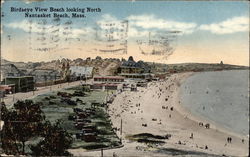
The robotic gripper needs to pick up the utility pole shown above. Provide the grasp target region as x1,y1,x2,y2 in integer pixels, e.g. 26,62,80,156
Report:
0,34,1,84
101,148,103,157
120,119,122,135
33,79,35,95
54,74,57,85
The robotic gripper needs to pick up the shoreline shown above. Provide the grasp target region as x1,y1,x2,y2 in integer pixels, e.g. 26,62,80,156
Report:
169,72,249,156
174,72,248,140
69,72,249,156
175,72,249,139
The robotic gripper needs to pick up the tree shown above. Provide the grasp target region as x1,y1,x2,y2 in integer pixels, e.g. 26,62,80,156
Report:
1,100,45,155
30,120,73,156
1,100,73,156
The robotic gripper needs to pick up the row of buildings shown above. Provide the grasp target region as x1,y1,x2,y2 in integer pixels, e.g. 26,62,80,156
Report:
0,56,156,94
89,56,153,90
0,63,95,93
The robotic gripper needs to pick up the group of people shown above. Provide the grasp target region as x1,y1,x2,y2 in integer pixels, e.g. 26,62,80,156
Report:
227,137,232,143
198,122,210,129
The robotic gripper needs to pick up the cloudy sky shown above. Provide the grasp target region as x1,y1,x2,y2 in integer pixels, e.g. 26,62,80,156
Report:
1,0,249,65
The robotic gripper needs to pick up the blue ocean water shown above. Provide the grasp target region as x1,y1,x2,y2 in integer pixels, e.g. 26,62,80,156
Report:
180,70,249,136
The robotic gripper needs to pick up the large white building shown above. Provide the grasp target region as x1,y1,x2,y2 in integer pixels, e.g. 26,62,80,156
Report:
70,66,94,79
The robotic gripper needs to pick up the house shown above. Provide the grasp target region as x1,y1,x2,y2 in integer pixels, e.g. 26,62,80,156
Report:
4,76,35,92
117,56,152,79
28,69,61,83
70,66,94,79
1,64,24,82
119,56,143,74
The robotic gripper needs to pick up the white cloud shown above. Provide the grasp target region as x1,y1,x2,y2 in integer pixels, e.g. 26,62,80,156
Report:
96,14,131,39
6,14,197,41
7,20,37,32
96,14,194,39
23,0,44,4
127,14,197,34
199,16,249,34
128,27,148,38
6,20,93,38
97,14,120,26
98,14,118,23
70,27,94,38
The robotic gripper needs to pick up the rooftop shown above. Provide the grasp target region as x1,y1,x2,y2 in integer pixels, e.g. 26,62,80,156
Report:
70,66,93,76
94,76,125,79
5,76,34,79
120,56,151,72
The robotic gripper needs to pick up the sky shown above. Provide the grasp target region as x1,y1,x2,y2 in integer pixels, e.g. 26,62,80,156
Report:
1,0,249,66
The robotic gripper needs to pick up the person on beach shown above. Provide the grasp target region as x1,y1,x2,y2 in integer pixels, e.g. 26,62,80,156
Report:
227,137,232,143
205,145,208,149
170,107,173,111
113,152,117,157
199,122,203,126
190,133,193,139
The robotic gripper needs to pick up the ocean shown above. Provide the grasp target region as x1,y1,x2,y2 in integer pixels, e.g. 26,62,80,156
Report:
180,70,249,136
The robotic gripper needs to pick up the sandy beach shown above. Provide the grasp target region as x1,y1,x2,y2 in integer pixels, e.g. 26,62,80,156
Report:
69,72,249,157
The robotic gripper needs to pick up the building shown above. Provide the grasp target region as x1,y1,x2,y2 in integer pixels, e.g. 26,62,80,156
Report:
91,76,124,90
5,76,35,92
70,66,94,79
93,67,99,75
93,76,124,83
119,56,144,74
1,64,24,82
90,83,119,90
119,73,152,79
0,84,15,94
61,61,71,81
28,69,61,83
118,56,152,79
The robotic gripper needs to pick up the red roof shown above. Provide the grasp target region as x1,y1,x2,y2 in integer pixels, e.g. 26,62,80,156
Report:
94,76,124,79
92,83,118,87
0,85,12,90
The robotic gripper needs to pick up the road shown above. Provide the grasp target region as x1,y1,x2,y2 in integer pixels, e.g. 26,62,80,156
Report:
2,80,86,109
